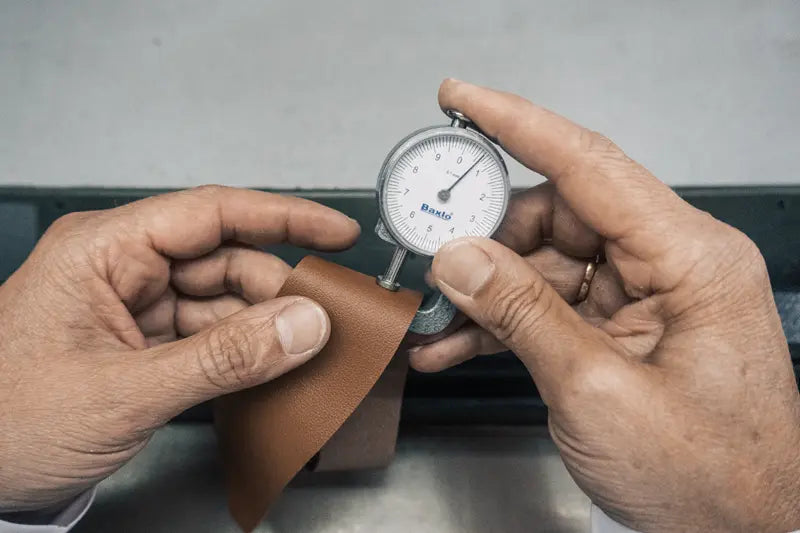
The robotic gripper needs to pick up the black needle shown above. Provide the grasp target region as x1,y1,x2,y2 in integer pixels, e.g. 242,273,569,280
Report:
438,154,485,202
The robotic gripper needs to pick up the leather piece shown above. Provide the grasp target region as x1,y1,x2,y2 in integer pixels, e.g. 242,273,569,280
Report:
310,354,409,472
214,256,422,532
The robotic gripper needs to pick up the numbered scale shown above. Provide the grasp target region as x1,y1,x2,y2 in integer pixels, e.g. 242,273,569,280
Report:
375,110,510,335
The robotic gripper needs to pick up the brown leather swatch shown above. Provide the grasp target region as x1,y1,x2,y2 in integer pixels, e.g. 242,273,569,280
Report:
214,256,422,532
310,354,409,472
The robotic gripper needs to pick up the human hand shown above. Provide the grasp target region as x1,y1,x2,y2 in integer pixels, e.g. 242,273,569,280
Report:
0,186,360,512
413,80,800,532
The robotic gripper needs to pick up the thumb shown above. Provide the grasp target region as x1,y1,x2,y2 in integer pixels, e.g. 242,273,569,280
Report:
118,296,330,423
431,237,618,404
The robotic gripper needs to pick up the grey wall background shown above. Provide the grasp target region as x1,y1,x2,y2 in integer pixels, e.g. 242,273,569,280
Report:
1,0,799,190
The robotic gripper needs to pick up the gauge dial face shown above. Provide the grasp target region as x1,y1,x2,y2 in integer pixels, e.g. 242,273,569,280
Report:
380,130,509,256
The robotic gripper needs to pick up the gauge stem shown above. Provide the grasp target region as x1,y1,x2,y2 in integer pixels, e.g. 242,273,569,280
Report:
377,246,408,291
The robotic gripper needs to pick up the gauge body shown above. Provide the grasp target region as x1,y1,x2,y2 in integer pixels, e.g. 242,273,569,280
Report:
376,126,510,257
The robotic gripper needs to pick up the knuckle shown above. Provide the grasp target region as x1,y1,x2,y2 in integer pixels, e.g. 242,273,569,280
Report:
731,230,765,266
654,212,768,297
559,129,630,183
695,216,768,282
199,323,260,389
46,211,89,235
35,212,100,267
485,278,552,345
578,129,617,156
728,229,769,285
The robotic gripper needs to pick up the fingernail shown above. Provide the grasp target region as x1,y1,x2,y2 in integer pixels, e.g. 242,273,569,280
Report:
276,300,327,356
408,346,422,355
435,240,495,296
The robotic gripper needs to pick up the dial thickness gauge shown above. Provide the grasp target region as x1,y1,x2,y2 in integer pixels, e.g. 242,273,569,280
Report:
377,112,510,257
375,110,510,335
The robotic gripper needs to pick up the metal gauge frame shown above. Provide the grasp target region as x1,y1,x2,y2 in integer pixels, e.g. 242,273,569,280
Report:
375,124,510,257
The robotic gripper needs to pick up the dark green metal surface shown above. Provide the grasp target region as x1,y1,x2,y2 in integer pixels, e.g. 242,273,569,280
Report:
1,186,799,289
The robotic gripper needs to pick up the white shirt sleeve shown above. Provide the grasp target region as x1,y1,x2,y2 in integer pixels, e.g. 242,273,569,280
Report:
0,488,95,533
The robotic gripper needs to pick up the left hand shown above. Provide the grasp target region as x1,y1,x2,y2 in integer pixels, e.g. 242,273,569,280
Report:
0,185,360,511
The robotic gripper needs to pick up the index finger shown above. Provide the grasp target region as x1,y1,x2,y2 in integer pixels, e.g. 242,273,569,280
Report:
112,185,361,259
438,79,695,255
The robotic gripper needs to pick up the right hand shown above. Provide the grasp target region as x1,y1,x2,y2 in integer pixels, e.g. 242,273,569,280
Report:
413,79,800,532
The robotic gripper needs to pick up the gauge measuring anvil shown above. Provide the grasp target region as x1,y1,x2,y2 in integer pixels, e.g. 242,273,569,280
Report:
374,109,511,336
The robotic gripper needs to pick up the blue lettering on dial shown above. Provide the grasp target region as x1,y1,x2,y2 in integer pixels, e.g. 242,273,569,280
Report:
420,203,453,220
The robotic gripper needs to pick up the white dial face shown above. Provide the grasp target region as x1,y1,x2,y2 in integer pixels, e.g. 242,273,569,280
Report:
382,132,508,256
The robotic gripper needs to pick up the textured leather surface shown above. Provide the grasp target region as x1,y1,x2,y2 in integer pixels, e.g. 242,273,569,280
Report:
214,256,422,532
310,354,409,472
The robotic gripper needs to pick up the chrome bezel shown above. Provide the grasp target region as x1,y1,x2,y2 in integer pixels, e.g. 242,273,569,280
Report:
375,125,510,257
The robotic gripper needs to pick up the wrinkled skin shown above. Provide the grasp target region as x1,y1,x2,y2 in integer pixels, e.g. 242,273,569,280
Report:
412,80,800,532
0,185,360,511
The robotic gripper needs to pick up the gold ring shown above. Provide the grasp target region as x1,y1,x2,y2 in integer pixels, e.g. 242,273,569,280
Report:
575,256,600,303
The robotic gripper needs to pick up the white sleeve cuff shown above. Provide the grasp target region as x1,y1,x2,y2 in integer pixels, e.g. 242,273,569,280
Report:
591,504,641,533
0,487,96,532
